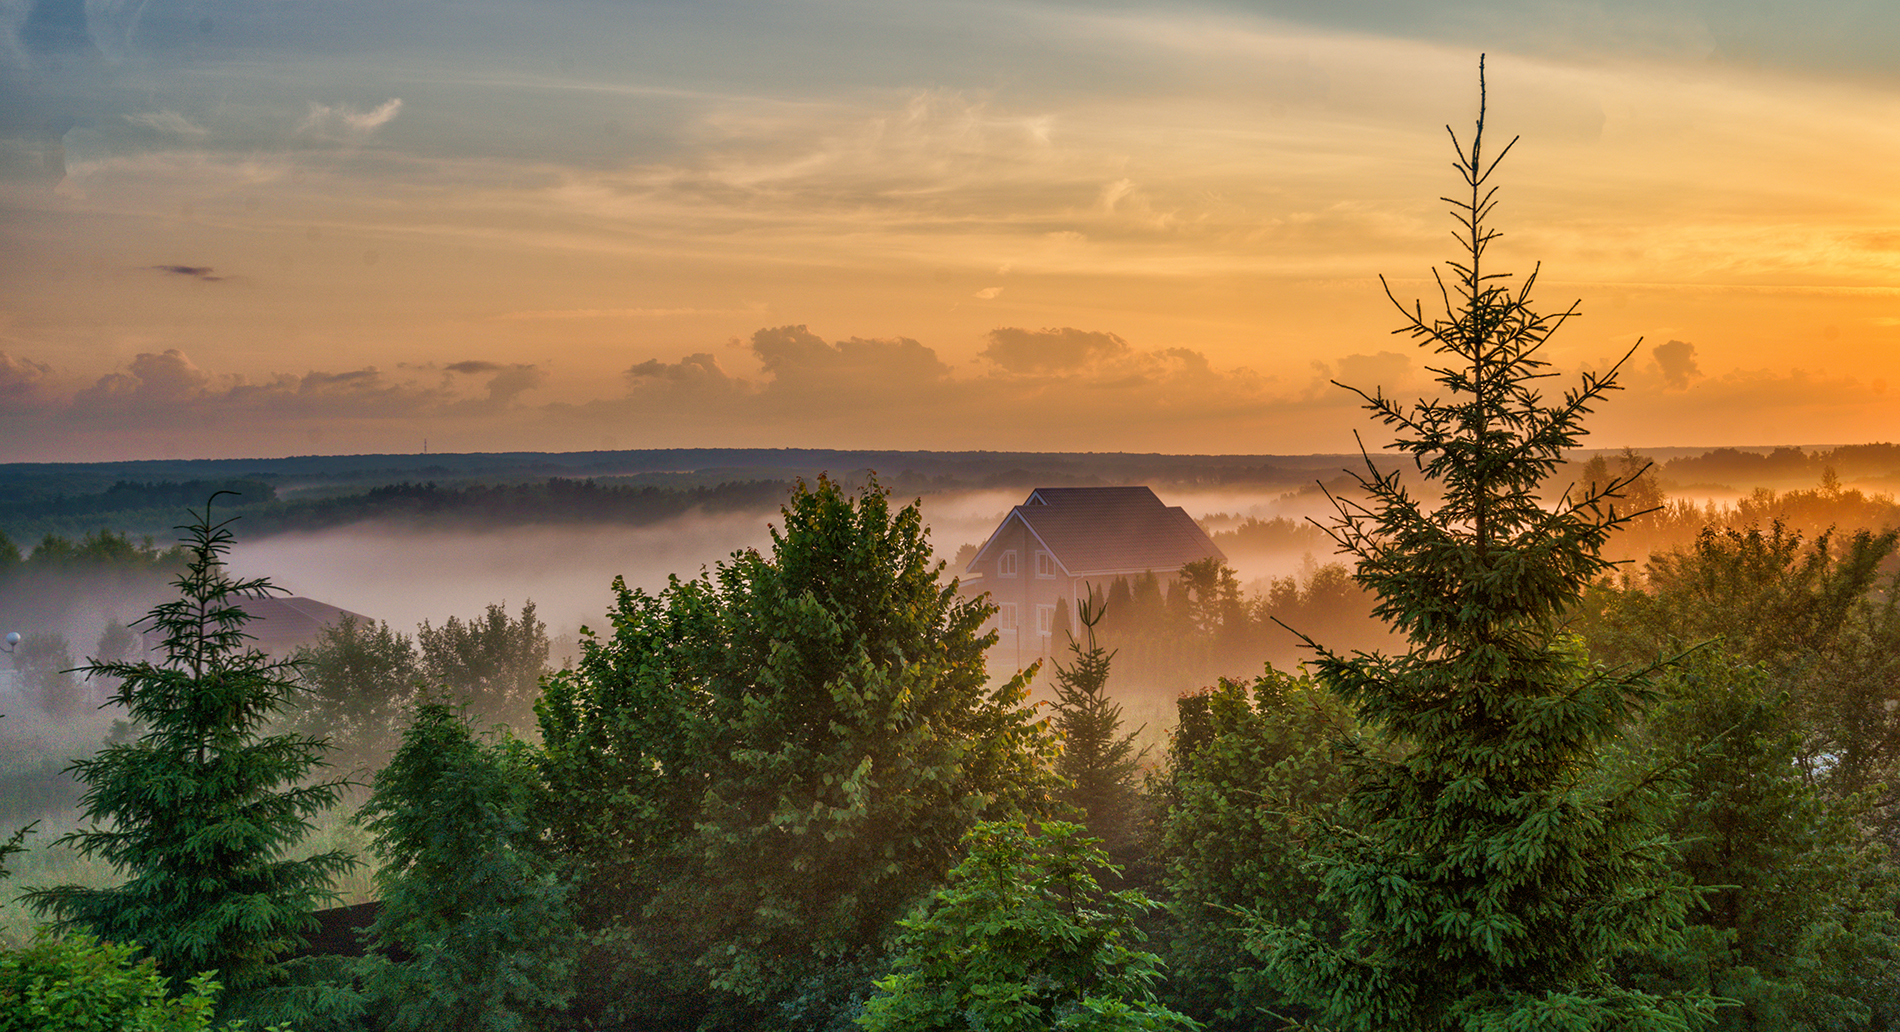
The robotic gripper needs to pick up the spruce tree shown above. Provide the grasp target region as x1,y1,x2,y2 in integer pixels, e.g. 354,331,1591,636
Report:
1251,62,1712,1031
1050,591,1144,857
25,497,356,1017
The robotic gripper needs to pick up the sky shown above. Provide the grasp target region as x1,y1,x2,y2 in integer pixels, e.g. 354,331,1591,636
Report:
2,0,1898,463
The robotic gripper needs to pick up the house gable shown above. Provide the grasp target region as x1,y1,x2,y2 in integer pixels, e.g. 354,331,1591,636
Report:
969,486,1223,578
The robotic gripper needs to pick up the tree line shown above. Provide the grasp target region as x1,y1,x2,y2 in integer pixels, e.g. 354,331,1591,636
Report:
0,477,796,542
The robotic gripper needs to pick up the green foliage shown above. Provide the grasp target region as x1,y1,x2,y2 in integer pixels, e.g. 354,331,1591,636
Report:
7,530,187,577
0,933,270,1032
13,633,82,718
22,498,357,1019
1586,523,1896,673
1580,523,1900,799
1618,650,1900,1031
1090,560,1395,694
357,699,575,1032
858,820,1198,1032
289,615,422,777
1150,668,1360,1029
416,600,548,729
1051,593,1145,857
1249,68,1711,1031
0,825,31,884
1177,559,1244,643
538,475,1057,1029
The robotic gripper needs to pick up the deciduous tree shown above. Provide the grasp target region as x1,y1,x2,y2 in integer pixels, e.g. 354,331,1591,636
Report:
1618,650,1900,1031
538,476,1057,1029
1152,668,1359,1029
289,615,422,778
358,698,575,1032
417,600,548,729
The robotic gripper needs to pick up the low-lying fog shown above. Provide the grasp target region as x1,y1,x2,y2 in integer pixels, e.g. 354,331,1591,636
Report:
220,486,1340,652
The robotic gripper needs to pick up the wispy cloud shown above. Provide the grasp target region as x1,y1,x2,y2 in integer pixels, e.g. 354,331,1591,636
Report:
299,99,404,139
125,110,209,138
493,306,758,321
150,265,224,282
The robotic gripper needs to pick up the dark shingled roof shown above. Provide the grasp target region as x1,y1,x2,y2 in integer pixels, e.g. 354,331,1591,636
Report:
971,486,1225,577
239,595,373,652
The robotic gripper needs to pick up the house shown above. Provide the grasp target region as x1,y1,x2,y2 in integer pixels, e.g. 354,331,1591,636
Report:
239,595,374,654
960,486,1225,667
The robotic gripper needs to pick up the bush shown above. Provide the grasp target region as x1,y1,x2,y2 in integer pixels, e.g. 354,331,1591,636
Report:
859,820,1197,1032
0,933,266,1032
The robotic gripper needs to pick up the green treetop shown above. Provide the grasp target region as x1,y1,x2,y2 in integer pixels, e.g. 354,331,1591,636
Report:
1251,62,1712,1032
536,475,1057,1030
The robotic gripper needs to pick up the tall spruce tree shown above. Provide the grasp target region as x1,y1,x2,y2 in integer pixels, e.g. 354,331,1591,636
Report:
24,497,355,1019
1250,62,1712,1031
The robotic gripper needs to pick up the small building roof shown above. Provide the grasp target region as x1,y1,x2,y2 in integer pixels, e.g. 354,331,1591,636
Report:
238,595,374,652
969,486,1225,578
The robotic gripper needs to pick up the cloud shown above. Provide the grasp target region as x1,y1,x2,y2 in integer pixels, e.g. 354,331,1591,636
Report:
125,111,208,138
749,325,952,397
299,99,404,140
446,360,504,374
151,265,223,282
74,349,216,408
1652,339,1702,390
539,323,1377,452
474,364,546,407
0,352,53,400
495,307,750,321
56,349,506,430
980,327,1131,373
627,352,735,387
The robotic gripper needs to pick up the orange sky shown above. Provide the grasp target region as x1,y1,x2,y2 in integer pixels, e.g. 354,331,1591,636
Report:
3,1,1898,461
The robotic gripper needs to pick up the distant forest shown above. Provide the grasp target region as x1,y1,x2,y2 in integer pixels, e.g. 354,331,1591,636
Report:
3,442,1898,544
0,447,1389,541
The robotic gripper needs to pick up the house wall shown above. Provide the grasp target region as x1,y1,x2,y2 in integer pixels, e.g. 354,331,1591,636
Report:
969,519,1079,672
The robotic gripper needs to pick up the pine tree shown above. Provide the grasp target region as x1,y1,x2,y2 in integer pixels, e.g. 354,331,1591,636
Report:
1251,61,1712,1031
1050,591,1144,857
24,496,356,1017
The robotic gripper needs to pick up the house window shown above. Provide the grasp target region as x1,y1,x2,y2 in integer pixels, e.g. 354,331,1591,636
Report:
998,603,1019,632
1035,605,1056,636
998,550,1019,577
1035,551,1057,578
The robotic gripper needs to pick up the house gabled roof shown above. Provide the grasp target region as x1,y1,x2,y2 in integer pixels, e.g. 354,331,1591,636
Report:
969,486,1225,578
238,595,374,652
